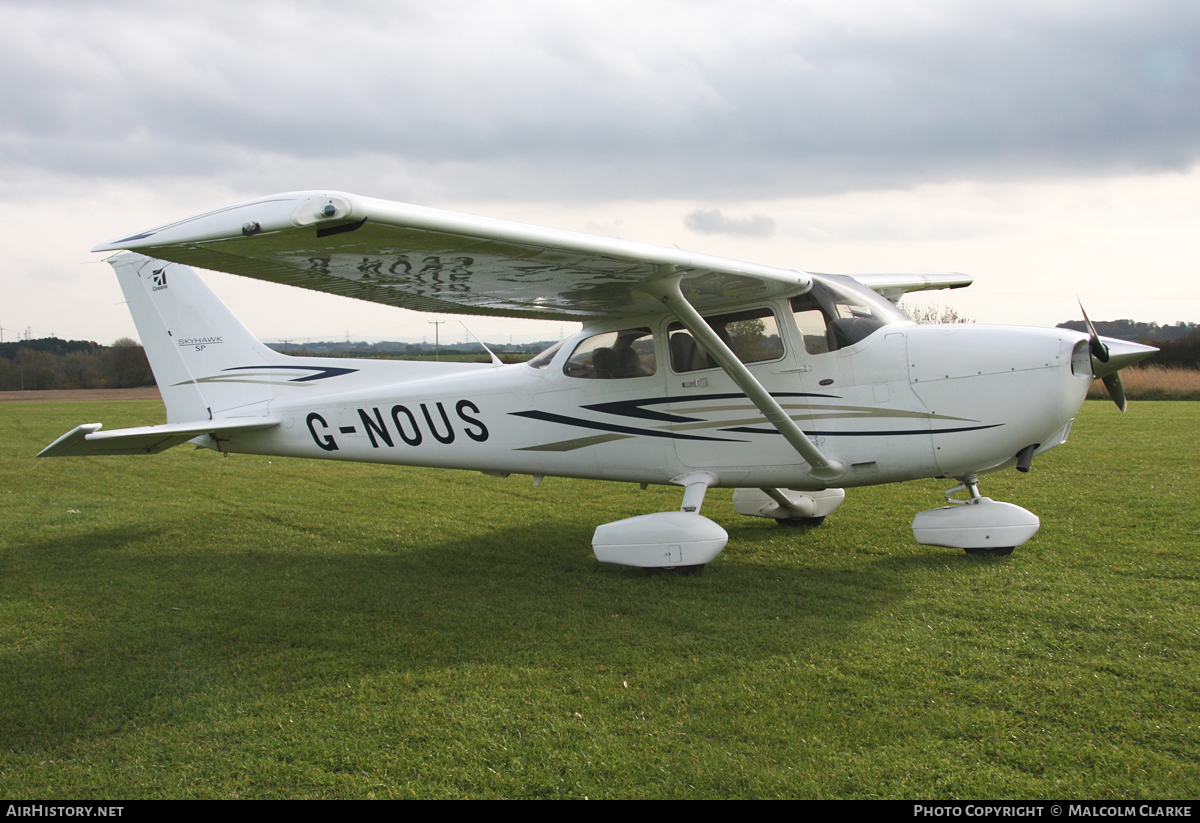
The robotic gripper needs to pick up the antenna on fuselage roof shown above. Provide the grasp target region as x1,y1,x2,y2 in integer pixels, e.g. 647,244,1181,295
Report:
459,322,503,367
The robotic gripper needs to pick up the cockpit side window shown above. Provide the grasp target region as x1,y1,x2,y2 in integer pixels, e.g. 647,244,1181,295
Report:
791,297,832,355
668,308,784,373
563,328,656,379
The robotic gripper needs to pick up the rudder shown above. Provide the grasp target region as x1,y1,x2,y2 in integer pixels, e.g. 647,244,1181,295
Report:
110,253,289,422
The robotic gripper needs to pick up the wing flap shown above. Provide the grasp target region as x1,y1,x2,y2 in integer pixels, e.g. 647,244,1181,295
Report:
38,418,280,457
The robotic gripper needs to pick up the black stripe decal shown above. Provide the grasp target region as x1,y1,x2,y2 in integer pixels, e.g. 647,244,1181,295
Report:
581,391,841,423
510,410,745,442
721,424,1004,437
220,365,359,382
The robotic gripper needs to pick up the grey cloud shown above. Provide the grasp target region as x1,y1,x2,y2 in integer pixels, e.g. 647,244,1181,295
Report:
684,209,775,237
1143,45,1189,86
3,1,1200,202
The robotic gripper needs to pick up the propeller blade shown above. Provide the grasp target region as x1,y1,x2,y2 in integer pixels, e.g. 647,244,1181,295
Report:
1102,372,1128,413
1079,300,1110,363
1078,300,1157,411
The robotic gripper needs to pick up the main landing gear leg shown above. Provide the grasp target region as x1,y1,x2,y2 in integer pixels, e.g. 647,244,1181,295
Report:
911,474,1040,557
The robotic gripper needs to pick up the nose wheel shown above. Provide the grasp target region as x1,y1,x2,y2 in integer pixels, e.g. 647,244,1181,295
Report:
964,545,1015,557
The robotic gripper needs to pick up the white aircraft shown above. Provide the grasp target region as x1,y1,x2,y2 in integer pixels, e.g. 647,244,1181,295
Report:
40,191,1156,572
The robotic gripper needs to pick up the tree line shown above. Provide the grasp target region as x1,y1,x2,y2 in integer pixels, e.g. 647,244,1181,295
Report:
3,321,1196,393
0,338,153,391
1056,319,1199,343
1140,329,1200,369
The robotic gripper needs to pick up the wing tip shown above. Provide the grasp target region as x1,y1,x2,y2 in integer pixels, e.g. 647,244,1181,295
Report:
38,423,104,458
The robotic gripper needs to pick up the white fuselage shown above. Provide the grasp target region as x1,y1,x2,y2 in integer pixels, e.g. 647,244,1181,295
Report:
210,303,1094,491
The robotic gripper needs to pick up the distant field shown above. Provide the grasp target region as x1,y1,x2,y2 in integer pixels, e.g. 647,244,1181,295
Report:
1,401,1196,799
0,387,163,403
1090,366,1200,400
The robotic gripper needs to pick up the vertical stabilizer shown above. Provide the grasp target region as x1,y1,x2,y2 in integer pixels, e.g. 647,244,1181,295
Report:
110,253,289,423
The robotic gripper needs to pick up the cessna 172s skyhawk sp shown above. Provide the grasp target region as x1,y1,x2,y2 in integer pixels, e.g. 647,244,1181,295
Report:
41,191,1156,572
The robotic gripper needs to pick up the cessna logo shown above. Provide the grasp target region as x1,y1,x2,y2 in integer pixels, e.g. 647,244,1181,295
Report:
151,268,168,291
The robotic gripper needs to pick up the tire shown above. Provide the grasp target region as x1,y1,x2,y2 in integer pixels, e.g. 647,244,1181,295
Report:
964,546,1015,557
645,564,705,576
774,516,825,528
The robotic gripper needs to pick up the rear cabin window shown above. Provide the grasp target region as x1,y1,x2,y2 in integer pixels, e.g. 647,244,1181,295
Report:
563,328,656,379
667,308,784,373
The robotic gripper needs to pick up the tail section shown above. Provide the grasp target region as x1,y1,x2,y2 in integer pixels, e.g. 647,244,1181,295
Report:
111,253,291,422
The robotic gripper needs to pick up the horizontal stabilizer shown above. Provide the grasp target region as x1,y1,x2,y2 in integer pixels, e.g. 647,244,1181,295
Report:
844,272,973,303
38,418,280,457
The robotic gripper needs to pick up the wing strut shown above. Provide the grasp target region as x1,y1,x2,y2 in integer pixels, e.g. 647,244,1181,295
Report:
644,272,846,481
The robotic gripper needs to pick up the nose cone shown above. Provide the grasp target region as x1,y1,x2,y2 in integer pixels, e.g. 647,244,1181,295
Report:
1092,337,1158,379
906,324,1092,477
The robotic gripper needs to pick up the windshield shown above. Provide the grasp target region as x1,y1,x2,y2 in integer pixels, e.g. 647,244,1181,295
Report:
791,275,911,353
525,339,566,369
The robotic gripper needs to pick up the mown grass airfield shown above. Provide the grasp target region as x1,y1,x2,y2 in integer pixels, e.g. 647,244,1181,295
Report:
2,399,1196,799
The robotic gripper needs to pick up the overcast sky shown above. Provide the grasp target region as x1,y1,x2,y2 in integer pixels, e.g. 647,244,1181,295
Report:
2,0,1197,345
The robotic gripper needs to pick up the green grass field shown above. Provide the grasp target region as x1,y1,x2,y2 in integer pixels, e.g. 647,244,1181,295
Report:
1,401,1196,799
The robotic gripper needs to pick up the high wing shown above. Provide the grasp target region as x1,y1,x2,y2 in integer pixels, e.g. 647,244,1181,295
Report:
93,191,968,318
93,192,810,319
